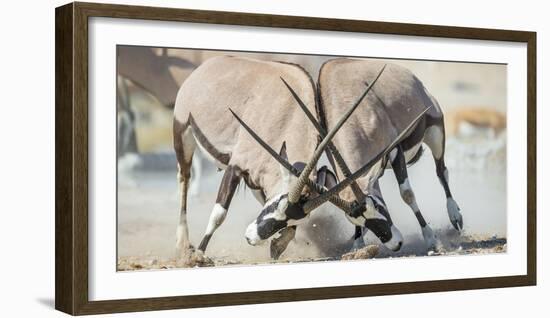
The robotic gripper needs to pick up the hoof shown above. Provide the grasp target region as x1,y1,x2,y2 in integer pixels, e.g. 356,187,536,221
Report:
447,198,463,231
421,226,441,252
176,247,214,267
383,225,404,252
175,245,195,266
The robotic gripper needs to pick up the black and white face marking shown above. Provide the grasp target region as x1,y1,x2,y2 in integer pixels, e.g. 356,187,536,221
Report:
245,194,307,246
346,195,403,251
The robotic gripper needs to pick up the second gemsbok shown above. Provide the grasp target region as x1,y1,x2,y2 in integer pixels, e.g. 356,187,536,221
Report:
239,59,462,252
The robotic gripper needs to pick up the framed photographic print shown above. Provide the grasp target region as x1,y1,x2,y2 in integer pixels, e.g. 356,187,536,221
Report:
55,1,536,315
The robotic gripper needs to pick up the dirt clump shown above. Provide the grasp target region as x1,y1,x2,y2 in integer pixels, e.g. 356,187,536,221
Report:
341,245,379,260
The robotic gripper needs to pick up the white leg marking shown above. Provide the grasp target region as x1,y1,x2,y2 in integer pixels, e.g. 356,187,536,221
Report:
175,127,195,257
399,179,438,248
176,210,190,252
204,203,227,236
188,158,202,197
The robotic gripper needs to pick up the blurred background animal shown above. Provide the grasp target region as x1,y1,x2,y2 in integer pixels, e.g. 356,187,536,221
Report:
116,47,206,194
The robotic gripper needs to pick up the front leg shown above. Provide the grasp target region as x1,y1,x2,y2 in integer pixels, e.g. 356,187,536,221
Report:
197,165,242,253
391,145,437,250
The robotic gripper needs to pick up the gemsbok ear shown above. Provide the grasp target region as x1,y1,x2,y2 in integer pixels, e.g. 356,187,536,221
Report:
278,142,292,190
279,141,288,160
316,166,338,189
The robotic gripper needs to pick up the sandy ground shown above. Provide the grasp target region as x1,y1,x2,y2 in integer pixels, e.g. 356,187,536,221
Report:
117,133,507,271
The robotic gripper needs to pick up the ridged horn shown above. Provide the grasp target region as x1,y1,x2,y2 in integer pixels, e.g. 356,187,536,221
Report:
302,105,432,213
229,108,354,212
280,64,386,202
286,67,384,204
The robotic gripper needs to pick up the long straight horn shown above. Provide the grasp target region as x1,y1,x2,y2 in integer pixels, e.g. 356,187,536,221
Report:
229,107,354,212
281,77,363,201
228,108,300,176
287,66,386,204
303,105,432,213
281,64,386,201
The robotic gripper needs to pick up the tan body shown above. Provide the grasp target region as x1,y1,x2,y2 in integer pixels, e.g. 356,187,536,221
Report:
445,107,506,137
173,56,319,263
319,59,442,200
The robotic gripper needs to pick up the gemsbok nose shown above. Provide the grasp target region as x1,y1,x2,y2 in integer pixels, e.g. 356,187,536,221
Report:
245,222,261,246
385,225,404,251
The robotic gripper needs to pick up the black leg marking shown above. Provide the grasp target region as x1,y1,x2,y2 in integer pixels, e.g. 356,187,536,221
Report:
198,234,212,252
215,165,242,209
354,226,363,240
391,145,428,228
424,122,463,231
435,158,452,198
198,165,242,252
414,212,427,228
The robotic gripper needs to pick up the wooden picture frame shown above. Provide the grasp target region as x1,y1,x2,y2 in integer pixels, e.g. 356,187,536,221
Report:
55,1,536,315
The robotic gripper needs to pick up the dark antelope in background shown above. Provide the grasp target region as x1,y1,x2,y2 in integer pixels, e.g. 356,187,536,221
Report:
117,46,195,157
117,47,206,192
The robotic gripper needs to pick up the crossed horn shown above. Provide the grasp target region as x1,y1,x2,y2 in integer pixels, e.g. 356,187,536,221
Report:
279,64,386,203
228,108,354,212
229,65,430,215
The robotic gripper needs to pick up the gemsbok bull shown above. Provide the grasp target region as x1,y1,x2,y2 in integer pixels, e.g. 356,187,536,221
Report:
239,59,462,252
173,56,341,263
316,59,463,249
